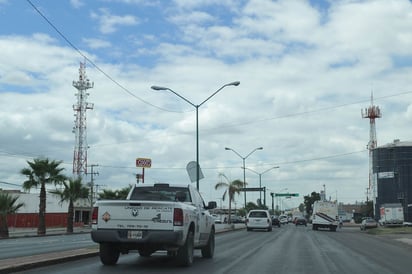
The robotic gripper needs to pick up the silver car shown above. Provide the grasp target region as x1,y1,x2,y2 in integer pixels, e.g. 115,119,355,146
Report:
360,218,378,230
246,209,272,232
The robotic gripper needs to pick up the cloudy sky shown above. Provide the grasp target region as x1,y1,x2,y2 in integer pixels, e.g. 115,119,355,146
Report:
1,0,412,210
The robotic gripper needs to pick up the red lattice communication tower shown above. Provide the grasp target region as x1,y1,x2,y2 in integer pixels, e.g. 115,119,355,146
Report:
72,62,94,176
361,93,381,207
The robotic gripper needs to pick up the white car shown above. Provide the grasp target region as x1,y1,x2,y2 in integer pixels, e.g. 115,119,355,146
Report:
246,209,272,232
279,215,288,225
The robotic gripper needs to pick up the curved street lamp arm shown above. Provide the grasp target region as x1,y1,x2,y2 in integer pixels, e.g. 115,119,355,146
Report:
199,81,240,107
226,146,263,161
225,147,243,159
243,166,279,175
151,86,196,108
243,166,258,175
245,147,264,159
261,166,280,175
152,81,239,109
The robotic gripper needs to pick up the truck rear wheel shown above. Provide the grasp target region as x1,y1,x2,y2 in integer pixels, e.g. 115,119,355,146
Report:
177,230,194,266
99,243,120,265
201,229,215,258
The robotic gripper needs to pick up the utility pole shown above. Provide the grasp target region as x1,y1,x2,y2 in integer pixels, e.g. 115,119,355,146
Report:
94,184,106,198
270,192,274,212
86,164,99,223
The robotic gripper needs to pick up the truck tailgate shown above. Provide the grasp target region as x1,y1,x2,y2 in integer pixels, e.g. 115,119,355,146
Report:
96,200,175,230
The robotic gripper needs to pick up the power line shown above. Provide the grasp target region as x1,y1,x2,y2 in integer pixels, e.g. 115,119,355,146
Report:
0,181,22,187
23,1,412,128
206,90,412,131
96,149,368,170
0,146,369,171
26,0,183,113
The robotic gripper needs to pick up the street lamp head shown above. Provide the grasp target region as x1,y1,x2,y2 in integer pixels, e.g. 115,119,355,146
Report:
151,85,168,91
225,147,231,151
229,81,240,86
257,147,263,150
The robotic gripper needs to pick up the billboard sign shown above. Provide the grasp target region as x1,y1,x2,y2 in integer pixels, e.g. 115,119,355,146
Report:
378,171,395,179
136,158,152,168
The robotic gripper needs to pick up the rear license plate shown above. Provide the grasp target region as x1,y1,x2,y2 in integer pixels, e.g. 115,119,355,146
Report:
128,230,143,239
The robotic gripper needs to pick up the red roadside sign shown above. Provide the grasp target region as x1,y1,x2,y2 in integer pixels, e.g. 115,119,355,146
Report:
136,158,152,168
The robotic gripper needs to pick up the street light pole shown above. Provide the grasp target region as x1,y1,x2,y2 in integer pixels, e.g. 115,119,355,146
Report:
244,166,279,207
225,147,263,207
152,81,240,190
278,187,288,212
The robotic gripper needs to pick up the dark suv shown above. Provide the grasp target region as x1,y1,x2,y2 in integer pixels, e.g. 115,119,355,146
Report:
295,217,307,226
272,216,281,227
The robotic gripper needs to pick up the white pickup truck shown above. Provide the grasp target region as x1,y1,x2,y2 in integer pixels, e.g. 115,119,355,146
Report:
91,183,217,266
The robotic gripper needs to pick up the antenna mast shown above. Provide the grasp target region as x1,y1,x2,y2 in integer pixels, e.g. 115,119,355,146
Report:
361,93,381,215
72,62,94,176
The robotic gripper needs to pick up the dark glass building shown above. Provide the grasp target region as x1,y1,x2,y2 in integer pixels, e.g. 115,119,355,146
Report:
373,139,412,222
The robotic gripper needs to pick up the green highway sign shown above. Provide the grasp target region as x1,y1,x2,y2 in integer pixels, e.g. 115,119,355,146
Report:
275,193,299,197
240,187,265,192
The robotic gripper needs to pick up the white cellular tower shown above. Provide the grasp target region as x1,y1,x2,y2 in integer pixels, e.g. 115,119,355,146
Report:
72,62,94,176
361,94,381,214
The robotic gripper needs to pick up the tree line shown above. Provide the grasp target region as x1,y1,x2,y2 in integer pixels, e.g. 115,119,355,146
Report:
2,158,320,238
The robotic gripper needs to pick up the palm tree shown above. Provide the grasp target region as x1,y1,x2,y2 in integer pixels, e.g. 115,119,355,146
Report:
50,177,89,233
0,191,25,238
20,158,67,235
98,185,132,200
214,173,244,224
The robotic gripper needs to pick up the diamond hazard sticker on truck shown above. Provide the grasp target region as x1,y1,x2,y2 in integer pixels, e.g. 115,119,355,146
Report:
102,212,111,222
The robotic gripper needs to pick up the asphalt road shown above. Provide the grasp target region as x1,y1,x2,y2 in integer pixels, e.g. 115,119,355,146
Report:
7,224,412,274
0,233,95,260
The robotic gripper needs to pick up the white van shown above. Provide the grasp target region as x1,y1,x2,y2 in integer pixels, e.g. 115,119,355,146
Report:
246,209,272,232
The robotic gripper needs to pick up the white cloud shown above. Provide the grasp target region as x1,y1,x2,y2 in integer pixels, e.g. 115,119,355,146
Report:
2,0,412,208
70,0,84,9
90,8,139,34
83,38,112,49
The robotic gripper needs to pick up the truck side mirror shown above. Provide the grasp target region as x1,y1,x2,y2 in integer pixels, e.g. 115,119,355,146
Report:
207,201,217,209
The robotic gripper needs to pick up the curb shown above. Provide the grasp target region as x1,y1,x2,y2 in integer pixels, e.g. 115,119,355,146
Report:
0,248,99,274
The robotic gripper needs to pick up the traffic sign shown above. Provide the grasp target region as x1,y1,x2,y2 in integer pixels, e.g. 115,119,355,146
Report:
136,158,152,168
239,187,265,192
186,161,204,183
275,193,299,197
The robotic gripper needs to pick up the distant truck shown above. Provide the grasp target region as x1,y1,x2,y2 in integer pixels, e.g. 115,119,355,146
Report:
379,203,404,227
311,200,339,232
91,183,217,267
